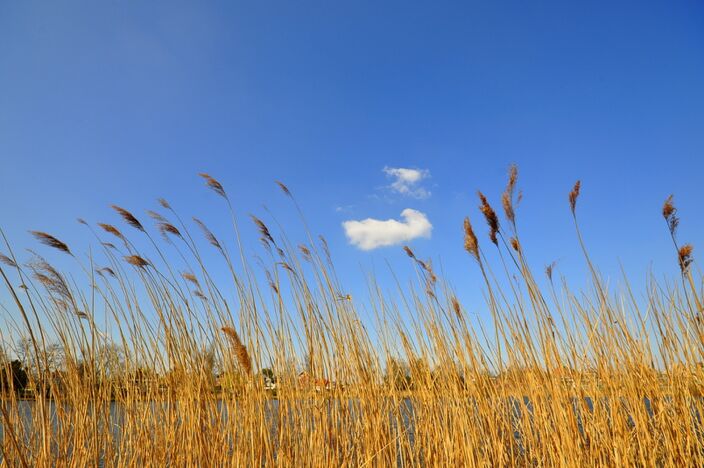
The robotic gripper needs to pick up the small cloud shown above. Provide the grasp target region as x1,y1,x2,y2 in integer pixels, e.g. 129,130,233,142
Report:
335,204,355,213
383,167,430,199
342,209,432,251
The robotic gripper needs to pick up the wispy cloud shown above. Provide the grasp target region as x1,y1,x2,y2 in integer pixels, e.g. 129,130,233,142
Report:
383,167,430,199
342,209,432,250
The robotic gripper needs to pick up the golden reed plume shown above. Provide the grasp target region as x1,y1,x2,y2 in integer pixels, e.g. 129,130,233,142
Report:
98,223,125,240
502,164,518,225
275,180,292,197
0,253,17,268
679,244,694,273
663,195,679,237
478,192,499,245
569,180,581,215
30,231,71,255
221,326,252,375
463,217,479,260
124,255,149,268
111,205,145,232
199,173,227,198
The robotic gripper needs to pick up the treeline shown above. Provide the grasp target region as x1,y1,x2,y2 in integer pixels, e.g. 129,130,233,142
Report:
0,341,279,399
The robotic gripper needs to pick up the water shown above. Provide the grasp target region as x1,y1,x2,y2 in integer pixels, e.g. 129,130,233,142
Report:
2,396,703,464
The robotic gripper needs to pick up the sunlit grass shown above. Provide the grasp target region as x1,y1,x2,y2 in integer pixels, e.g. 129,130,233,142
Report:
1,168,702,466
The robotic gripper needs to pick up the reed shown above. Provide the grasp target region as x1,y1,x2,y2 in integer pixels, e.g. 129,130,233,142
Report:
0,169,702,466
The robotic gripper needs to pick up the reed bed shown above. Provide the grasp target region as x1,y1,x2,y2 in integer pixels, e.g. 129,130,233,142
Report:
0,168,702,467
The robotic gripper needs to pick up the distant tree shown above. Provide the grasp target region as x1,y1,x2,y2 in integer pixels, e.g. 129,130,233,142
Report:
15,338,66,377
45,343,66,374
0,360,29,393
96,342,125,379
16,337,34,372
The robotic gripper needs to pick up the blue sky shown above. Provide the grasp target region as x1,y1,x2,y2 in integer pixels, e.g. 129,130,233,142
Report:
1,1,704,337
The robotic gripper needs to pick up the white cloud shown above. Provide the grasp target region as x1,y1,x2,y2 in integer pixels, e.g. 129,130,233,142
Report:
383,167,430,199
342,209,432,250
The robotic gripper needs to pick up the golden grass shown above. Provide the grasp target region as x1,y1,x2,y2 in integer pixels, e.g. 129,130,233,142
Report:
0,168,703,466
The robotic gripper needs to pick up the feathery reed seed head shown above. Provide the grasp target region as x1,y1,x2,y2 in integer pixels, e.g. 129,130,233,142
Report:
182,272,199,286
194,290,208,301
198,173,227,198
268,278,279,293
403,246,416,259
221,326,252,375
30,259,71,300
158,222,182,238
251,215,275,246
98,223,124,240
0,253,17,268
111,205,145,232
30,231,71,255
663,195,679,237
569,180,581,215
502,164,518,225
546,261,557,282
298,244,311,261
193,218,222,250
463,217,479,260
510,237,520,252
99,267,116,277
451,296,462,319
275,180,292,197
679,244,694,273
147,210,167,223
478,192,500,245
318,235,331,263
663,195,675,219
124,255,149,268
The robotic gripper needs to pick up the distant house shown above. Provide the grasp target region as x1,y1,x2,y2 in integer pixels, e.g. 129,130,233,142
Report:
262,374,277,391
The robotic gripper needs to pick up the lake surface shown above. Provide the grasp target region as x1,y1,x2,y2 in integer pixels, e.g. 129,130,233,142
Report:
2,396,703,464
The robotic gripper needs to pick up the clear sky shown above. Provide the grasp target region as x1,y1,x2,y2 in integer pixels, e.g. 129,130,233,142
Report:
1,1,703,334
